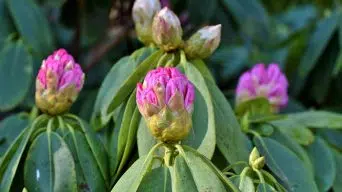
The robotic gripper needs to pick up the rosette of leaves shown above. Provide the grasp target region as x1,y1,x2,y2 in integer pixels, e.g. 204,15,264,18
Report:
111,143,239,192
0,113,109,192
91,0,251,184
235,97,342,191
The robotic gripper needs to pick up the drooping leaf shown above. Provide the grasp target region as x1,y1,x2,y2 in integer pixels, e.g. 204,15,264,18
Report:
292,12,339,95
230,175,255,192
306,137,336,192
92,48,161,129
114,92,141,179
256,183,277,192
0,41,32,111
272,111,342,129
138,166,171,192
7,0,55,56
0,115,48,192
63,129,107,191
137,119,157,157
0,0,14,47
318,129,342,149
206,80,251,172
254,137,319,192
270,128,313,174
0,114,29,155
24,131,77,192
169,155,198,191
184,62,216,159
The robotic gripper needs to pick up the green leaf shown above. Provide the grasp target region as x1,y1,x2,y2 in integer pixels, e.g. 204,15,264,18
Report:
292,12,339,95
184,62,216,159
270,118,314,145
169,155,198,191
63,129,107,192
270,128,313,175
190,59,215,83
138,166,171,192
179,145,240,192
92,48,161,129
230,175,255,192
7,0,55,56
0,115,47,192
332,149,342,192
112,143,162,192
206,80,251,172
318,129,342,149
221,0,270,41
180,149,227,192
137,119,157,157
272,111,342,129
306,137,336,192
0,114,29,155
0,41,32,111
24,131,77,192
114,92,141,179
256,183,277,192
253,137,319,192
106,50,162,114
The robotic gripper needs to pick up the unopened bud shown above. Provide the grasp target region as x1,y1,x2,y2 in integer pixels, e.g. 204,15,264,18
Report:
136,67,195,142
152,7,183,51
36,49,84,115
184,25,221,59
249,147,260,166
132,0,161,45
252,157,265,170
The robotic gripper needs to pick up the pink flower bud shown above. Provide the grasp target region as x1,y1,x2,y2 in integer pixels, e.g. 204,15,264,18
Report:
184,25,221,59
152,7,183,51
36,49,85,115
136,67,194,142
132,0,161,45
236,64,288,112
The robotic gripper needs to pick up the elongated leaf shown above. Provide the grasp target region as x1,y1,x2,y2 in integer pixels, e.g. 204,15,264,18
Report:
272,111,342,129
257,183,277,192
138,166,171,192
319,129,342,149
184,62,216,159
0,114,28,155
114,92,141,179
270,118,314,145
306,137,335,192
191,59,215,83
0,115,48,192
206,80,251,172
7,0,54,55
106,50,162,114
254,137,318,192
332,149,342,192
92,48,161,129
169,155,198,191
24,131,77,192
230,175,255,192
0,41,32,111
292,12,339,95
180,145,240,192
112,144,161,192
63,130,107,191
137,119,157,157
180,150,227,192
270,128,313,175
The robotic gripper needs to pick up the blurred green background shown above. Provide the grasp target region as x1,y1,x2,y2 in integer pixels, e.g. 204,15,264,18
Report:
0,0,342,121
